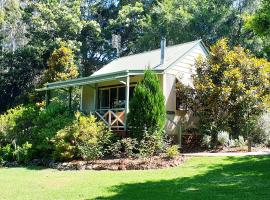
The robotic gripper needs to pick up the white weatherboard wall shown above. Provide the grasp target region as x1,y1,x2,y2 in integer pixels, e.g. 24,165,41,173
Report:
164,42,207,136
81,85,96,113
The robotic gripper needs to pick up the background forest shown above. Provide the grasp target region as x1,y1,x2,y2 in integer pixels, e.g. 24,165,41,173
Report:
0,0,269,113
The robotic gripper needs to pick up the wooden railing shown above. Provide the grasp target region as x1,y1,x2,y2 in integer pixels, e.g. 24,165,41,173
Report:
94,108,125,130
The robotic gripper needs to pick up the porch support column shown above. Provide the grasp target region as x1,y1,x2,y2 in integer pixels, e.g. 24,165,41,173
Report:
68,87,72,109
80,86,83,111
94,83,97,111
45,90,51,109
124,75,130,131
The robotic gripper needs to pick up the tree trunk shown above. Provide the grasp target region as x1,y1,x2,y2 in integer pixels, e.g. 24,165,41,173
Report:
248,138,252,152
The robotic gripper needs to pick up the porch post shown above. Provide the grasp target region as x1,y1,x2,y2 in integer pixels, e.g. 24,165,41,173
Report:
124,75,130,131
68,87,72,109
45,90,51,109
80,86,83,111
94,83,97,111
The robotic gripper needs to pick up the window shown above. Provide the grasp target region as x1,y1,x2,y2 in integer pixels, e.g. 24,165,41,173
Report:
98,85,136,109
99,89,109,109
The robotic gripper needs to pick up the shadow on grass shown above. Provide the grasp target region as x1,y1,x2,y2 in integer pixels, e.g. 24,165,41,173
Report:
94,156,270,200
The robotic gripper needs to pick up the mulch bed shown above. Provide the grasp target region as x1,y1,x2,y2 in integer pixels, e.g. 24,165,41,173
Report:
2,155,185,171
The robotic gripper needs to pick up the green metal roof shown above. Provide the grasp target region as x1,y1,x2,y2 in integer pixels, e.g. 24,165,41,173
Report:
36,39,207,91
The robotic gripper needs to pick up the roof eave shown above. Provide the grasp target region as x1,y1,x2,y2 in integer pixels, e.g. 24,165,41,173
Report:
36,69,164,91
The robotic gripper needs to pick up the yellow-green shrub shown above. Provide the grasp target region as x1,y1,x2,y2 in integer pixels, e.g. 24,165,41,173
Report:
53,112,111,161
166,145,179,158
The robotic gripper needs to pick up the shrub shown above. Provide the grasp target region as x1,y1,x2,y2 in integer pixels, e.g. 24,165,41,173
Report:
13,142,32,164
0,103,73,160
139,134,160,158
53,112,111,161
32,103,74,157
0,144,13,161
52,126,77,161
254,112,270,146
234,136,247,147
228,139,235,147
166,145,179,158
202,135,212,148
127,70,166,140
109,138,138,159
0,105,38,146
217,131,230,147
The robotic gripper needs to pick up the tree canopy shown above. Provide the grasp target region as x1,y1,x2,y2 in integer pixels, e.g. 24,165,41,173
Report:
0,0,269,112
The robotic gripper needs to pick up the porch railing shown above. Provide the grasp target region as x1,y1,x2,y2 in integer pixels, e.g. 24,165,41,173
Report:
94,108,125,130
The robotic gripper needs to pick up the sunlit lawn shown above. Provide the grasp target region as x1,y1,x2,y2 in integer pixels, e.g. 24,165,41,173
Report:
0,156,269,200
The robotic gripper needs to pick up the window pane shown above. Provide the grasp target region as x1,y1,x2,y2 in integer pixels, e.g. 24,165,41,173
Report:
99,89,109,109
110,88,117,108
118,87,126,108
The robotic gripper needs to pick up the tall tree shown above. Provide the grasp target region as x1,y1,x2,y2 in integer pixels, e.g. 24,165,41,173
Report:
245,0,270,59
0,0,27,54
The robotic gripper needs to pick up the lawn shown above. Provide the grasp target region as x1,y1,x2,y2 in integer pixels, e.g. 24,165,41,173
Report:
0,156,269,200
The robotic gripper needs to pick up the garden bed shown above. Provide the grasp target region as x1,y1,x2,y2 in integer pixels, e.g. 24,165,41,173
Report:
52,155,185,170
2,155,185,171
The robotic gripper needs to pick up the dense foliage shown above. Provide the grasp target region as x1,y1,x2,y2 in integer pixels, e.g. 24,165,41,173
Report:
44,45,79,83
245,0,270,58
177,39,270,145
1,0,268,113
127,70,165,140
53,112,112,161
0,103,178,163
0,103,75,161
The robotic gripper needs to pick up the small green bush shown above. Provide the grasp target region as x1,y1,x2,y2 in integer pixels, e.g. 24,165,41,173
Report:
53,112,111,161
217,131,230,147
13,142,32,164
0,144,13,161
202,135,212,148
139,134,159,158
109,138,138,159
254,112,270,146
166,145,179,158
234,136,247,147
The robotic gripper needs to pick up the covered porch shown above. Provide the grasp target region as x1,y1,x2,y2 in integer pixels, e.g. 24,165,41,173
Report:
37,70,163,131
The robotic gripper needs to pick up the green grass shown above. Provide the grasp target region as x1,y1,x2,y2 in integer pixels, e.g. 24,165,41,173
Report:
0,156,270,200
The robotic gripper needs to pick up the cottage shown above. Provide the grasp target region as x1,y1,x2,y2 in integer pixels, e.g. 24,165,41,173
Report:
37,39,208,138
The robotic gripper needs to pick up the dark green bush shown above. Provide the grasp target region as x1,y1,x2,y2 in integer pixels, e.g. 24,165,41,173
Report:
139,134,159,158
32,103,74,157
13,142,33,164
127,70,166,140
0,144,13,161
0,142,32,164
109,138,138,159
